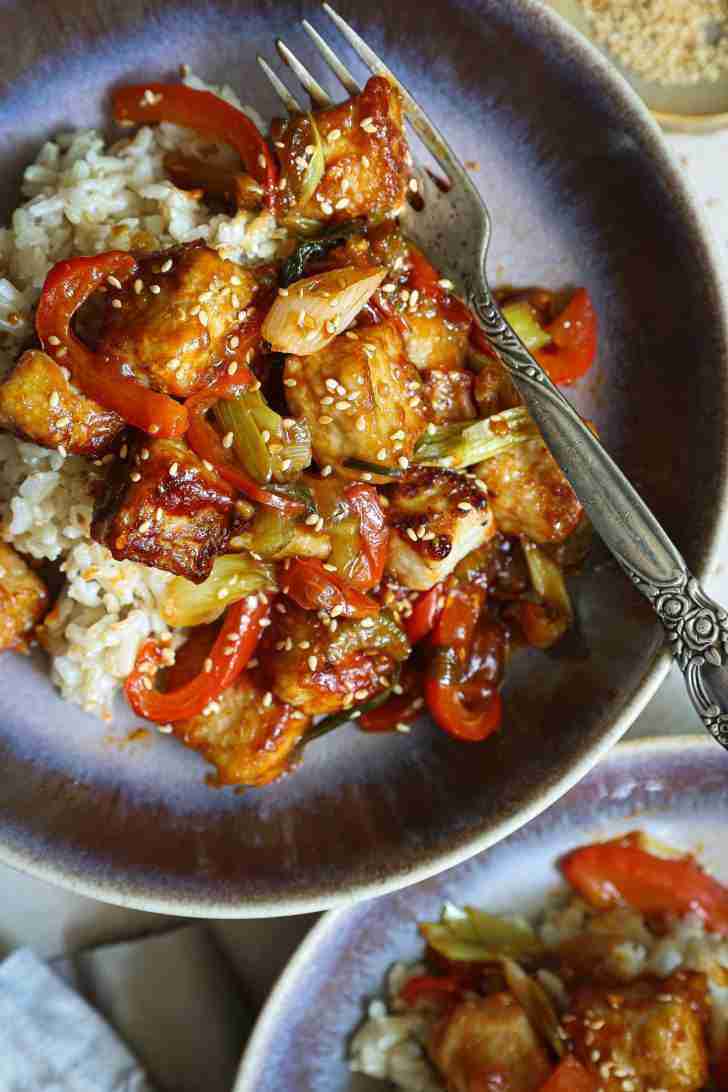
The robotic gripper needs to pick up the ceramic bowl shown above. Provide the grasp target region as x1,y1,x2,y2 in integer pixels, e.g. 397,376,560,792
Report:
0,1,726,915
236,736,728,1089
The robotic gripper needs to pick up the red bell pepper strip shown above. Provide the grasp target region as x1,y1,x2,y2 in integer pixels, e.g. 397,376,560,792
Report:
561,834,728,935
284,557,379,620
36,253,188,438
534,289,597,385
185,354,306,518
343,484,389,592
538,1057,597,1092
404,584,445,645
125,597,269,723
399,974,465,1008
425,585,503,742
112,83,278,209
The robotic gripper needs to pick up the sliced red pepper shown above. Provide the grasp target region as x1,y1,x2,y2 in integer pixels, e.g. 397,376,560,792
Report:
561,834,728,935
538,1056,597,1092
343,484,389,592
112,83,278,209
284,557,379,620
425,585,503,742
399,974,465,1008
125,597,268,723
36,253,188,438
404,584,446,645
534,289,597,385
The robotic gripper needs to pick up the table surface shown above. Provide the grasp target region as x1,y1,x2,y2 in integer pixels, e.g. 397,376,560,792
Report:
0,125,726,1008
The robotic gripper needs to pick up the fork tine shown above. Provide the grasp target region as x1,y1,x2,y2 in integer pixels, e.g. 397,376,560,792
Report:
321,3,458,177
276,39,334,108
302,18,361,96
257,54,304,113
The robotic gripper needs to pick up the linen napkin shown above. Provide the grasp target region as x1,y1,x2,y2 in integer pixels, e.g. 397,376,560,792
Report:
0,925,253,1092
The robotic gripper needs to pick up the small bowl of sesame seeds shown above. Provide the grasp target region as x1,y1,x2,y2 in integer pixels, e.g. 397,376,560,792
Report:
548,0,728,131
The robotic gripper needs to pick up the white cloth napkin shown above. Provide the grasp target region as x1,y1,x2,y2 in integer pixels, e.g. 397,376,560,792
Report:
0,926,252,1092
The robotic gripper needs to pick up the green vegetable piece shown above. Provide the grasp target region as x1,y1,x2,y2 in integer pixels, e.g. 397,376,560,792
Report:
502,301,552,352
414,406,538,469
420,906,544,964
280,219,367,287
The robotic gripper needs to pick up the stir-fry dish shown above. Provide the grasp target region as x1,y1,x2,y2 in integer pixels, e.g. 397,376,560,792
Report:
351,833,728,1092
0,71,597,788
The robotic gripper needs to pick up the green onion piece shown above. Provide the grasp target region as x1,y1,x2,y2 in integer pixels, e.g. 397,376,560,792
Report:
500,956,565,1057
296,114,325,207
414,406,538,469
420,906,544,964
213,390,312,484
160,554,276,628
236,508,296,559
326,612,411,665
280,219,367,287
502,301,552,352
521,538,573,621
343,458,403,479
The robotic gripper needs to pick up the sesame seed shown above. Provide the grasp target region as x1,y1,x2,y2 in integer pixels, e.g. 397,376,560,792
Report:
591,1051,601,1063
169,461,178,476
262,690,274,707
354,689,369,701
259,617,272,627
320,415,333,425
148,283,161,295
308,655,318,672
320,201,334,215
381,282,396,294
203,657,213,673
227,361,238,376
107,275,122,289
360,617,375,628
406,528,418,542
458,501,473,512
198,310,209,326
120,444,128,459
133,278,143,294
335,197,350,210
281,458,292,471
321,465,333,477
130,471,141,482
111,298,122,309
141,447,150,460
398,456,410,469
377,448,388,461
49,391,60,409
222,431,234,449
284,378,297,387
148,424,160,435
258,153,267,169
356,416,367,432
328,128,341,142
360,116,376,132
315,516,325,532
47,335,61,346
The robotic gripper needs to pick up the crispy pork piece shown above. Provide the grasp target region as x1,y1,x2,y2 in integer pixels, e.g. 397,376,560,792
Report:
272,76,409,223
421,368,476,425
429,993,552,1092
174,673,309,788
386,467,496,591
568,970,710,1092
0,349,124,456
265,605,398,716
0,542,47,651
283,321,427,473
97,242,256,398
473,355,521,418
476,437,583,546
91,437,234,582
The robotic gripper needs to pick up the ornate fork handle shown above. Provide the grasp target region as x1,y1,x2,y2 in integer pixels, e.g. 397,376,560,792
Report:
470,279,728,749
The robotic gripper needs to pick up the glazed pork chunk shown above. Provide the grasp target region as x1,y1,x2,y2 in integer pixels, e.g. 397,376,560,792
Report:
283,320,427,474
0,349,124,456
97,242,256,398
92,437,234,582
0,542,47,652
272,76,410,223
386,466,496,591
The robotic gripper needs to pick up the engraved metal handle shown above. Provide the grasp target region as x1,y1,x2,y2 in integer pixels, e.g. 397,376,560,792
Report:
470,277,728,750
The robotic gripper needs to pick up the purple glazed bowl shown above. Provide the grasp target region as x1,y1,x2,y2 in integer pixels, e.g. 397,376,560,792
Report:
0,0,725,915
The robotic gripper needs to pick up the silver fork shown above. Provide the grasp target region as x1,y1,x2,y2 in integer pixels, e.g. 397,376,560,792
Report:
259,3,728,751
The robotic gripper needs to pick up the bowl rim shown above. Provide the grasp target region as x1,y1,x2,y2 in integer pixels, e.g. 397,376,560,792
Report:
0,0,726,917
234,734,719,1087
